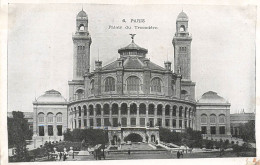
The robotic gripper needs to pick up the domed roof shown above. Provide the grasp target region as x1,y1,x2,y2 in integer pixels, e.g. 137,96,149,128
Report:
197,91,228,104
177,11,188,21
36,89,67,103
77,10,87,18
118,41,148,54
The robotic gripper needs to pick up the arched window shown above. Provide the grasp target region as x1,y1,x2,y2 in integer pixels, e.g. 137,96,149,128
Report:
179,107,183,117
83,105,87,116
103,104,110,115
79,24,85,31
180,25,185,32
181,90,188,100
184,107,188,118
201,114,207,124
210,114,216,124
148,104,155,115
112,103,119,115
172,106,177,116
130,103,137,115
47,113,54,123
127,76,140,91
219,114,225,124
75,89,84,100
165,105,170,116
157,104,163,115
56,113,62,123
96,104,101,116
121,103,127,115
105,77,115,92
90,80,94,94
151,78,161,92
89,105,94,116
78,106,81,117
139,103,146,115
38,113,45,123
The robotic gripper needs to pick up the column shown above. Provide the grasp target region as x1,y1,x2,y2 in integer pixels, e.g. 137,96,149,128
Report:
53,115,57,139
94,108,97,126
162,107,165,127
87,107,90,128
109,106,112,126
146,107,148,127
118,106,121,125
127,106,130,126
170,108,173,128
45,114,48,138
154,107,157,126
176,109,179,129
81,108,84,129
137,106,140,126
101,107,104,127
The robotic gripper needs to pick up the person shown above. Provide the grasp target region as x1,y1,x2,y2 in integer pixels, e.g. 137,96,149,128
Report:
177,151,180,159
128,149,131,155
180,150,183,158
63,148,68,161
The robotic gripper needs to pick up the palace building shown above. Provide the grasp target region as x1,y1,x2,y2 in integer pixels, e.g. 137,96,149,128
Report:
32,10,231,144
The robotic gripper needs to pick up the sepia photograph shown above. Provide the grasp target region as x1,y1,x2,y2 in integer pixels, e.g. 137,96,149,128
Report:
6,3,256,163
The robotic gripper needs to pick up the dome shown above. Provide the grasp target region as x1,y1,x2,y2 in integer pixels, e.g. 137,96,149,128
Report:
118,42,148,54
197,91,228,104
77,10,87,18
36,89,67,103
177,11,188,21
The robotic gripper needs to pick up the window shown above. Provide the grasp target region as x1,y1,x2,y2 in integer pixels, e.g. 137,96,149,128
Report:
219,115,225,124
210,126,216,134
47,113,54,123
179,107,183,117
180,25,185,32
96,104,101,116
104,118,110,126
130,103,137,115
78,106,81,117
38,113,44,123
89,105,94,116
121,118,127,127
48,125,53,136
127,76,140,91
104,104,110,115
219,126,225,134
39,126,44,136
148,104,155,115
157,118,162,127
201,126,207,134
90,80,94,94
165,105,170,116
89,119,93,127
157,105,163,115
79,24,84,31
112,104,119,115
78,120,81,128
121,103,127,115
76,89,84,100
151,78,161,92
131,118,136,126
172,119,176,128
105,77,115,92
84,119,87,127
96,118,101,127
149,118,154,127
172,106,177,116
112,118,118,127
179,120,182,128
56,113,62,123
83,106,87,116
57,125,62,136
139,103,146,115
140,118,145,127
181,90,188,99
165,119,169,127
210,115,216,124
201,115,207,124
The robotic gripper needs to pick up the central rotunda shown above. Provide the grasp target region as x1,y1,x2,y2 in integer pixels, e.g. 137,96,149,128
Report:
67,10,196,144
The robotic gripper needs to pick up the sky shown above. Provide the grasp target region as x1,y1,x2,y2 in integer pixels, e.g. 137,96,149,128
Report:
7,4,256,113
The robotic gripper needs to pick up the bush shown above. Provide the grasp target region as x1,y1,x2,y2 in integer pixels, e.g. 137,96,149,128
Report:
124,133,143,142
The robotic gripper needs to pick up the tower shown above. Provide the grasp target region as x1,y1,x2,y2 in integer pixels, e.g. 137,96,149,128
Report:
72,9,92,80
172,11,192,80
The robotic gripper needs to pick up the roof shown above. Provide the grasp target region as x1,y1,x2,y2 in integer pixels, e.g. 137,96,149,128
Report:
197,91,228,104
102,57,166,71
177,11,188,21
118,41,148,54
77,10,87,18
36,89,67,103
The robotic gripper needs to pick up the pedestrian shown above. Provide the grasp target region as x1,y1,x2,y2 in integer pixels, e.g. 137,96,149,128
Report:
177,151,180,159
180,150,183,158
59,152,62,161
128,149,131,155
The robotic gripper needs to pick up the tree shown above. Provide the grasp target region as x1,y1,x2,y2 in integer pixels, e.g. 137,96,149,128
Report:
238,120,255,142
8,111,32,161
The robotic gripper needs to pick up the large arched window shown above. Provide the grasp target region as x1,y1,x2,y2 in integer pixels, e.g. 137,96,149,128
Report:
172,106,177,116
126,76,140,91
219,114,225,124
47,113,54,123
96,104,101,116
121,103,127,115
56,113,62,123
38,113,45,123
105,77,115,92
165,105,170,116
151,78,161,92
210,114,216,124
89,105,94,116
148,104,155,115
139,103,146,115
201,114,207,124
180,25,185,32
75,89,84,100
181,90,188,99
157,104,163,115
103,104,110,115
179,107,183,117
112,103,119,115
130,103,137,115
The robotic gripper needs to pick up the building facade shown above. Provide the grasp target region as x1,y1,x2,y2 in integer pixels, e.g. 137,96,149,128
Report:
33,90,68,142
31,10,234,144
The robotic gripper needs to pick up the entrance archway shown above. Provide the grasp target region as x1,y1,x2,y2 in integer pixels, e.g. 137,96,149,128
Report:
124,133,143,142
113,135,118,145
